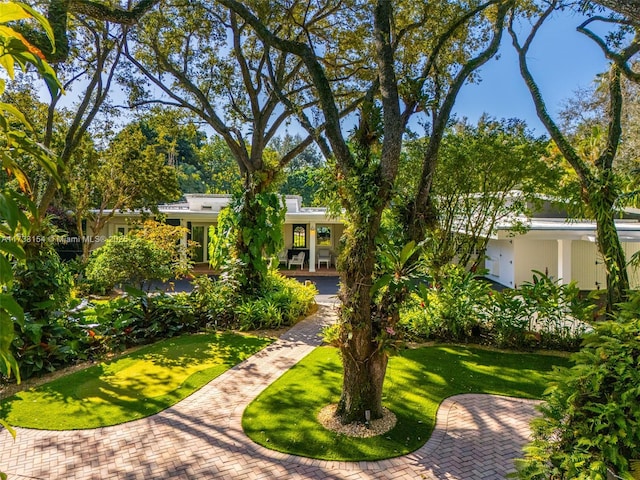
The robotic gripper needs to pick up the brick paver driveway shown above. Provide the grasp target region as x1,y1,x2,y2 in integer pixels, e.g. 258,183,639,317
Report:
0,304,539,479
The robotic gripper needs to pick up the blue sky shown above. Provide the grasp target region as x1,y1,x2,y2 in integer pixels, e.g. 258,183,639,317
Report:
453,8,610,135
43,7,612,140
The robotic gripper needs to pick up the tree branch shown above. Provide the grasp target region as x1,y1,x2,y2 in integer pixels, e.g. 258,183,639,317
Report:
577,17,640,83
509,1,595,186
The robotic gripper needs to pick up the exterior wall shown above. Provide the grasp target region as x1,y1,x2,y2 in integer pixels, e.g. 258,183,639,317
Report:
572,240,603,290
283,223,293,250
485,240,515,288
513,239,558,287
546,240,640,291
486,237,640,291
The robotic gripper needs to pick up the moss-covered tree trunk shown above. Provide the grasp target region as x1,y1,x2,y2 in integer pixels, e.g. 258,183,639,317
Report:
235,185,268,293
336,219,388,422
228,173,284,294
589,184,630,310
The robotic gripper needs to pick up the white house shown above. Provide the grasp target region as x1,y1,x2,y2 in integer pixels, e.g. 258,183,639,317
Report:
96,193,640,289
97,194,344,272
484,215,640,290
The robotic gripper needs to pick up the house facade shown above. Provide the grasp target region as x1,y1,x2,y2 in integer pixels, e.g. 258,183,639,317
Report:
484,217,640,290
97,194,344,272
96,193,640,289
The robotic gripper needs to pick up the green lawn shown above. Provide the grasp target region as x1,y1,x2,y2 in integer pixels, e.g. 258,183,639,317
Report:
0,332,272,430
242,345,571,461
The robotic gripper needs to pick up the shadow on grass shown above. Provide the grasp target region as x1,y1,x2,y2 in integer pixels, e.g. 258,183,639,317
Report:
0,332,272,430
242,344,571,461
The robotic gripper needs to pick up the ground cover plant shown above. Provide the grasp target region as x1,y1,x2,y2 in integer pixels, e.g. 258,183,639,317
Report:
0,332,272,430
242,344,571,461
3,270,316,382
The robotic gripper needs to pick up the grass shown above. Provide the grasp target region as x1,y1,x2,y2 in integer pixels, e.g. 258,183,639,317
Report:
0,332,272,430
242,344,571,461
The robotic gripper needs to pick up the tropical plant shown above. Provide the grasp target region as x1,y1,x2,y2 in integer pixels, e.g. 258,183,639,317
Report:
400,264,492,342
514,293,640,479
0,1,63,452
189,271,316,331
489,271,594,350
11,239,72,319
208,191,286,292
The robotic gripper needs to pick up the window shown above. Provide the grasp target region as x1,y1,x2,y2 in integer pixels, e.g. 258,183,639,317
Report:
317,226,331,246
116,226,127,235
293,224,306,248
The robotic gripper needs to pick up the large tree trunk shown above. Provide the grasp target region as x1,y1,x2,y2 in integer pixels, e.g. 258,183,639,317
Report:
231,172,282,294
235,187,266,293
590,189,630,310
338,332,388,422
335,215,388,423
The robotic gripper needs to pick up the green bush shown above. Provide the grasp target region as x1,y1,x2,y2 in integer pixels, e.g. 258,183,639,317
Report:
86,235,172,292
514,294,640,480
11,302,94,379
400,269,592,351
191,271,317,331
488,272,593,350
190,275,239,329
10,244,78,379
12,243,72,320
400,265,492,341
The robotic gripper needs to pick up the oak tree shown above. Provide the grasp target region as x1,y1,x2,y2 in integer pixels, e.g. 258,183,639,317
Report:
219,0,516,423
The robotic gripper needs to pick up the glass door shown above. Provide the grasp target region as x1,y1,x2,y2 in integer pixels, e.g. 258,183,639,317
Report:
191,225,208,263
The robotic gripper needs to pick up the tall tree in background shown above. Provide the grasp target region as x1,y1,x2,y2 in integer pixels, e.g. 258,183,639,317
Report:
509,0,639,311
400,116,559,274
220,0,515,423
14,1,160,220
70,120,180,261
272,134,325,205
124,0,345,292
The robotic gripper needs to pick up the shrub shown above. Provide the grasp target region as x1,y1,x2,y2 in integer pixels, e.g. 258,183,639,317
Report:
12,243,72,320
488,272,593,351
190,275,239,329
400,269,593,351
73,291,202,354
400,265,491,342
130,219,195,278
190,271,317,331
514,294,640,479
86,235,172,292
11,301,94,379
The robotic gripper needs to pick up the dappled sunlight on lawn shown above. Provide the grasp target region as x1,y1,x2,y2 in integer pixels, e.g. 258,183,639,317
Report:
242,344,571,461
0,332,272,430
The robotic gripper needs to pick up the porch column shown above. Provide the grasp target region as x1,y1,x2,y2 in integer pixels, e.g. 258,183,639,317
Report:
557,239,572,285
309,223,316,272
180,219,188,264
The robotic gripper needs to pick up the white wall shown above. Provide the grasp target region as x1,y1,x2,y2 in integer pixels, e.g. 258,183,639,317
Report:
514,239,558,287
572,240,604,290
485,240,515,288
623,242,640,289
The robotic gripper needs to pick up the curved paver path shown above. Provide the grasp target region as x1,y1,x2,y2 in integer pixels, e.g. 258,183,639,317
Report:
1,304,540,479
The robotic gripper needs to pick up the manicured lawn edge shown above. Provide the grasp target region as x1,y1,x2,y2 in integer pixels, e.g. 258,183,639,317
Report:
242,344,571,461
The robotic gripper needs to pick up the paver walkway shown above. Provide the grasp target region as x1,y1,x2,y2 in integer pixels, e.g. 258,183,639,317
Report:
0,304,539,480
